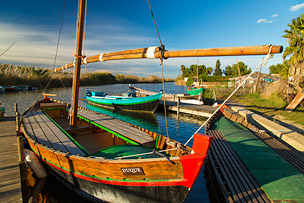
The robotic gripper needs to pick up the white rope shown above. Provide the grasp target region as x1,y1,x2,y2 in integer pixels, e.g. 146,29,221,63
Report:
184,45,274,146
99,53,104,61
147,46,157,58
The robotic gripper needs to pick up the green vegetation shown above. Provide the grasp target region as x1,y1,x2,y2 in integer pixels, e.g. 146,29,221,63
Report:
268,61,290,79
177,60,251,85
186,76,193,87
199,75,230,82
224,61,251,76
213,59,222,76
0,63,174,89
282,14,304,91
233,92,304,126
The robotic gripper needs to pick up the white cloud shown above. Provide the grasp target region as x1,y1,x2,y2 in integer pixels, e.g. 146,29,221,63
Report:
0,21,157,70
257,19,273,23
290,3,304,12
272,14,279,18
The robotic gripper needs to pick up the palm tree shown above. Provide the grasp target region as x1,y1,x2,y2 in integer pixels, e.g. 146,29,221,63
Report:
282,14,304,91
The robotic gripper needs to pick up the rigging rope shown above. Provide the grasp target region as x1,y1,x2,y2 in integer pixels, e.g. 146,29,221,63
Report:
147,0,170,138
0,41,16,57
184,45,274,146
147,0,163,46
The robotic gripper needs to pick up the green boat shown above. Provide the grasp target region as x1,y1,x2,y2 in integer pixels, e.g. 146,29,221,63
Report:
187,87,204,96
86,90,162,113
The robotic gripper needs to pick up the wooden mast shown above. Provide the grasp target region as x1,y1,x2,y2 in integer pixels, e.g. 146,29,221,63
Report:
70,0,86,127
54,45,283,72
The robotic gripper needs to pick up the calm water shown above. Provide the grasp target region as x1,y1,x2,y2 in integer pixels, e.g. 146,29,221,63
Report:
0,82,211,203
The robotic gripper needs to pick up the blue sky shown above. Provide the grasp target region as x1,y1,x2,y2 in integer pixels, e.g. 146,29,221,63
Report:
0,0,303,78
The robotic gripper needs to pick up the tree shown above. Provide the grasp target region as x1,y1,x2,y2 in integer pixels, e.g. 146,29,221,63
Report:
282,14,304,90
224,61,251,76
183,68,190,77
206,67,213,75
269,61,290,79
186,76,193,87
213,59,222,76
180,65,185,77
224,65,233,76
190,64,198,76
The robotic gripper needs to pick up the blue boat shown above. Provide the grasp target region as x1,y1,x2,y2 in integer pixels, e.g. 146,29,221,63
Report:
86,90,162,113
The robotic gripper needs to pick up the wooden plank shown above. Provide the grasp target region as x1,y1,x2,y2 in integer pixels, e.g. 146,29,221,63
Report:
31,110,70,153
35,110,86,156
26,112,53,148
212,131,265,202
286,92,304,111
22,116,36,140
208,130,270,203
0,116,22,203
78,109,154,144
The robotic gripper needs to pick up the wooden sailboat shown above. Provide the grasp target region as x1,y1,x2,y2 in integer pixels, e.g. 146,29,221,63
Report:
20,0,283,202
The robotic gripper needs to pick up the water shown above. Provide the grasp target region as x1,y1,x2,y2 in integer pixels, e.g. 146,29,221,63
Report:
0,82,211,203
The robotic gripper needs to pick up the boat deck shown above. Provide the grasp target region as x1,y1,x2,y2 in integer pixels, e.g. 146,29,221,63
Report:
77,108,155,147
22,106,156,157
23,109,87,156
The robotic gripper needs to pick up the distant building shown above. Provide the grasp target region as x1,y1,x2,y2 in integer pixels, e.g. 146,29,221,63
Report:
228,72,281,86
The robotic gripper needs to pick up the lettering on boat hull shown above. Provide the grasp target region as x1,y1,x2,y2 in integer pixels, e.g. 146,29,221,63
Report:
121,167,145,175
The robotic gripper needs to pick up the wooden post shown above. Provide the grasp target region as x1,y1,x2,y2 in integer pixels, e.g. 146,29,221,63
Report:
237,59,242,86
255,61,263,93
17,136,25,164
14,103,26,180
70,0,86,128
14,103,18,113
177,96,180,118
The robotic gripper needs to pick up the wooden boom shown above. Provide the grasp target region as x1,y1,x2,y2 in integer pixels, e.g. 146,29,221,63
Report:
54,45,282,72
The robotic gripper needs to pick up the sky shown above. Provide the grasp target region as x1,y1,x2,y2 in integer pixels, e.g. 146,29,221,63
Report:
0,0,303,78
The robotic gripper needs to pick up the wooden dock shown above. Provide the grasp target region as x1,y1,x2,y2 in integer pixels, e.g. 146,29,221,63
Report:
0,116,22,202
207,110,304,202
161,101,217,118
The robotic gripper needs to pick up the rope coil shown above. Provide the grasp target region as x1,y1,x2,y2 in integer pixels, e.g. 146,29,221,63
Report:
159,44,168,60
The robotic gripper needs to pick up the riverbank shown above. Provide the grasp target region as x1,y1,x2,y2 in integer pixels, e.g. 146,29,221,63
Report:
176,79,304,129
232,92,304,129
0,63,174,89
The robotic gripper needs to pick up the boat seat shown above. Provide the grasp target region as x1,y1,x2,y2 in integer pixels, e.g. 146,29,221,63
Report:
92,145,164,159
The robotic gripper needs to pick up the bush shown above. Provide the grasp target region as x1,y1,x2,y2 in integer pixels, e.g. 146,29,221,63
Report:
186,77,193,87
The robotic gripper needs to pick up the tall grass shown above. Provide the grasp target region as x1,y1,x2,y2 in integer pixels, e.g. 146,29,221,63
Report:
233,92,304,126
0,63,174,88
234,92,286,109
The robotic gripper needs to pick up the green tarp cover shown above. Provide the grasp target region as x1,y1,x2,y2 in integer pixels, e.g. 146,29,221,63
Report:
212,117,304,202
187,87,203,96
92,145,163,159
